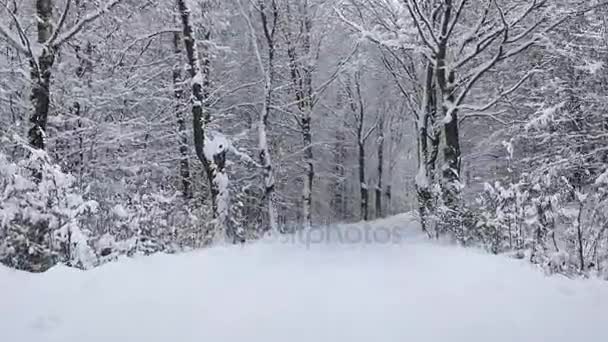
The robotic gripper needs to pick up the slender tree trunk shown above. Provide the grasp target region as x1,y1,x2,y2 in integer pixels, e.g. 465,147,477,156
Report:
285,53,314,229
237,0,281,234
29,0,55,150
385,184,392,215
333,119,346,221
301,5,315,229
284,2,315,229
416,63,436,235
172,31,193,200
359,140,368,221
177,0,230,242
256,0,280,233
375,116,384,218
302,111,314,227
344,72,370,221
386,116,397,216
576,202,586,271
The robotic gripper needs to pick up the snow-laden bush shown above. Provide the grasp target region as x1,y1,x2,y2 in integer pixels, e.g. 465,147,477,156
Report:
82,188,209,263
476,181,537,255
0,140,97,272
476,171,608,279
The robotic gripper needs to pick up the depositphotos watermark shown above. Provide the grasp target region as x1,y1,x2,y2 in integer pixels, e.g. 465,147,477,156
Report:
266,224,405,248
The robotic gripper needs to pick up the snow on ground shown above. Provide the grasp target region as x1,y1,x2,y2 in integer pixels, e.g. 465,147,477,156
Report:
2,213,608,342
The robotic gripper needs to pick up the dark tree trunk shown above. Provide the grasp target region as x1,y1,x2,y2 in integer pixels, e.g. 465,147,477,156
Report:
177,0,230,240
440,70,461,207
29,0,55,150
20,0,56,273
432,1,464,241
576,202,586,271
375,116,384,218
385,185,392,215
172,31,193,200
332,118,346,221
435,2,461,208
359,141,368,221
345,72,370,221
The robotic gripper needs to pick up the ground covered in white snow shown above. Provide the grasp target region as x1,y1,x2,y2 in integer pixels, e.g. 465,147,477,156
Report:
2,214,608,342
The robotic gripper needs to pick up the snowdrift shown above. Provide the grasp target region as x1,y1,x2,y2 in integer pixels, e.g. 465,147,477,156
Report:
2,213,608,342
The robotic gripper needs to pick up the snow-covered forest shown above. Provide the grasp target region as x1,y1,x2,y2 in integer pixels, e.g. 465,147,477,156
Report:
1,0,608,280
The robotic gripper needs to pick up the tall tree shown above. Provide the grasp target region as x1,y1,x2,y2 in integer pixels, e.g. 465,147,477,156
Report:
403,0,549,211
239,0,280,233
375,111,385,218
172,30,193,200
177,0,230,241
0,0,127,150
282,0,316,228
343,70,377,221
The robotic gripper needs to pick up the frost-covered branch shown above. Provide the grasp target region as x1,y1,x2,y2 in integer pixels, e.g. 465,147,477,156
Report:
458,70,537,113
52,0,127,47
0,3,29,55
0,21,26,54
47,0,72,45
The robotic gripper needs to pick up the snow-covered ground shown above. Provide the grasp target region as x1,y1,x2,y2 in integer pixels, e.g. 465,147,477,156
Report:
2,213,608,342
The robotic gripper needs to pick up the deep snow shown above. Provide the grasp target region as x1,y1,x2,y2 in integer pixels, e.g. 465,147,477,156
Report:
2,213,608,342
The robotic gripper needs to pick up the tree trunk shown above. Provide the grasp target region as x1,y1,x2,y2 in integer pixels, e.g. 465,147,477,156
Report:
333,120,346,221
29,0,55,150
20,0,56,272
386,116,398,216
285,55,314,229
257,0,279,233
177,0,230,242
576,202,586,271
172,31,193,200
385,185,392,215
359,140,368,221
302,112,314,227
284,2,314,229
302,6,314,229
440,70,461,207
435,2,461,208
416,62,436,234
345,72,370,221
375,116,384,218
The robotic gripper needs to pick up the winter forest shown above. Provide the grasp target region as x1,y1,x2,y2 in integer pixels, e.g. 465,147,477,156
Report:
1,0,608,281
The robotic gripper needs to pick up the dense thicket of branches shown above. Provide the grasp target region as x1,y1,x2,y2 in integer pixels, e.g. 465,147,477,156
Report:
1,0,607,278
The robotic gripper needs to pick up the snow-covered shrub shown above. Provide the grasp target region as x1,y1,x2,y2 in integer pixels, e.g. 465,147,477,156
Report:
0,140,97,271
232,185,266,240
475,176,560,261
476,181,528,254
427,181,482,246
84,189,209,264
93,232,138,264
474,169,608,279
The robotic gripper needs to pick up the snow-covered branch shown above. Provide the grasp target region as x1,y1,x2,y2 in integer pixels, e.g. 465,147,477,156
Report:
52,0,127,47
0,3,29,55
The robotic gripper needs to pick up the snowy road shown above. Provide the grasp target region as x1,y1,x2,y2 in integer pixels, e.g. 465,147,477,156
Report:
2,214,608,342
